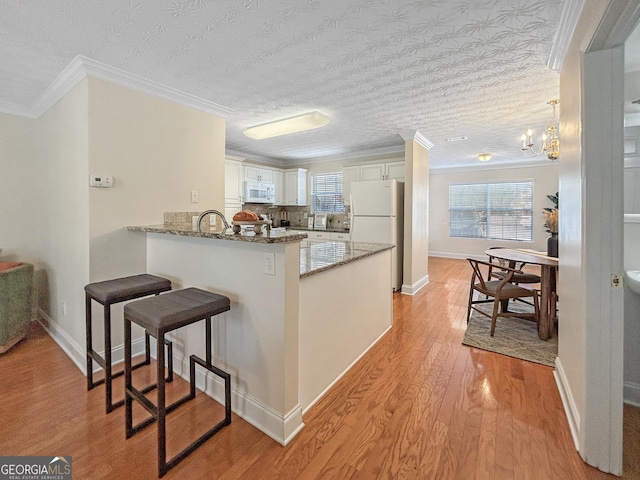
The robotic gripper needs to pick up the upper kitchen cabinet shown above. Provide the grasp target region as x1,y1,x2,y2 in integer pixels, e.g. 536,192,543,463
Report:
343,160,405,203
285,168,308,206
360,161,405,181
225,158,243,204
273,170,285,205
342,165,361,203
244,164,274,183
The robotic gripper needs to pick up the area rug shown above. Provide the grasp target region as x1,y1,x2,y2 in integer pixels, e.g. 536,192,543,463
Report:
462,303,557,367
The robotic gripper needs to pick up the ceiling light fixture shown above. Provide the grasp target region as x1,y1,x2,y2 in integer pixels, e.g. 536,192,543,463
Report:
521,99,560,161
478,153,492,162
243,111,329,140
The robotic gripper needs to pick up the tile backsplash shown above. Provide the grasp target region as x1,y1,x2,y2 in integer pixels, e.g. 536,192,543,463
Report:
242,204,349,230
165,206,350,231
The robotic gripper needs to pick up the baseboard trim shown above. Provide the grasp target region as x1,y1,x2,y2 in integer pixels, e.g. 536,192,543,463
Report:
624,381,640,407
428,251,486,261
554,357,581,451
38,308,150,375
179,355,305,446
401,274,429,295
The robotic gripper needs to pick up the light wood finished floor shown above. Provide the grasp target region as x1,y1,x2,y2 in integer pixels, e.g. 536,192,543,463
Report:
1,257,638,479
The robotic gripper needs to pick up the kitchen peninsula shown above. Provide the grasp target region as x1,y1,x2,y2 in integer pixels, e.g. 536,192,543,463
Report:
128,221,394,445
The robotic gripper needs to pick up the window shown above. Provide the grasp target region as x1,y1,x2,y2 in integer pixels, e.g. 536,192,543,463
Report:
311,172,345,213
449,181,534,241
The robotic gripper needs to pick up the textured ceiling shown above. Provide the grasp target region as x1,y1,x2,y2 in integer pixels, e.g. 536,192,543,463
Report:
0,0,566,169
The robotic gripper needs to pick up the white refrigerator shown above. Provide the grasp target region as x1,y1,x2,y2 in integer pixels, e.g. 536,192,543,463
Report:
349,179,404,291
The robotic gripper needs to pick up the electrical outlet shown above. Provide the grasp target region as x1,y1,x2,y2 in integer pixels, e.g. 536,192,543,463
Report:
191,190,199,203
304,212,308,219
192,216,199,230
264,252,275,276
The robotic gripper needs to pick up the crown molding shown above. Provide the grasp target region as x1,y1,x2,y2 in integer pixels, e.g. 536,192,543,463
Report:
548,0,585,71
430,158,559,174
294,145,405,165
0,101,39,119
6,55,232,120
399,130,434,150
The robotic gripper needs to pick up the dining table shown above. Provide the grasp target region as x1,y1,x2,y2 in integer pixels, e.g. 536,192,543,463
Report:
485,248,558,341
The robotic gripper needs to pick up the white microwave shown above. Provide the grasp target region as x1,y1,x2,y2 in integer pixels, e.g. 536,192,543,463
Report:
244,181,275,204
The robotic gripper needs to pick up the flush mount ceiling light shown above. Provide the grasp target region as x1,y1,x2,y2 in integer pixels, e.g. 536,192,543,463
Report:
478,153,492,162
520,99,560,161
447,136,468,142
243,111,329,140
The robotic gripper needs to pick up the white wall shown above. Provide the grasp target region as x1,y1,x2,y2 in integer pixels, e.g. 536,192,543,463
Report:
624,218,640,405
37,79,91,361
0,112,40,319
429,164,559,258
84,78,226,365
0,113,39,264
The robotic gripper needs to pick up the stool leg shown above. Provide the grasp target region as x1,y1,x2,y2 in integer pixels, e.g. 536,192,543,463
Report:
125,317,133,438
205,316,212,366
85,293,94,391
104,302,114,414
157,331,168,478
144,331,151,365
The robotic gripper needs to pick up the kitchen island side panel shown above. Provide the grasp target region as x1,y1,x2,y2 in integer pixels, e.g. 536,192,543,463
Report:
299,249,393,411
145,232,302,445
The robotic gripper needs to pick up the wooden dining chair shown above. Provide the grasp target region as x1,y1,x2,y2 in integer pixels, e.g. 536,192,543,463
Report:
486,247,541,285
466,258,539,337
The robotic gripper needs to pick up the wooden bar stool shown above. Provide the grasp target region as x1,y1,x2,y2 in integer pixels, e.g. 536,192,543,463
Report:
85,274,173,413
123,287,231,478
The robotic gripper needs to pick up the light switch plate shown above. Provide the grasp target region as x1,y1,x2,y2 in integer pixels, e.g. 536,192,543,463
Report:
264,252,275,276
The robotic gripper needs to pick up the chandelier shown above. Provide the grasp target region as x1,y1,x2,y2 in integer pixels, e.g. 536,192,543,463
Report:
521,99,560,161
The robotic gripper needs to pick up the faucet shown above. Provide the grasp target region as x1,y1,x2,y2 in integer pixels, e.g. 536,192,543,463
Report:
197,209,229,232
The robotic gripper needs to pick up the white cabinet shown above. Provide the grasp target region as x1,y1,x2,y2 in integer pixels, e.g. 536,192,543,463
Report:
224,204,241,224
307,231,331,241
385,161,405,180
285,168,307,206
244,164,273,183
330,232,350,242
360,163,386,181
359,161,405,181
342,161,405,201
225,159,244,203
273,170,285,205
342,165,361,203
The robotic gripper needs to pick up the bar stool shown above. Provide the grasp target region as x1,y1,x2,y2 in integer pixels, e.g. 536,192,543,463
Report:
123,287,231,478
85,274,173,413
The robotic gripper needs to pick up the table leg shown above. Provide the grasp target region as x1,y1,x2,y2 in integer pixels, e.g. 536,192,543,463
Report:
538,266,552,340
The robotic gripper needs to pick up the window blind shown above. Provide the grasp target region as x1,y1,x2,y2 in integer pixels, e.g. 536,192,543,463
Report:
449,181,534,241
311,172,345,213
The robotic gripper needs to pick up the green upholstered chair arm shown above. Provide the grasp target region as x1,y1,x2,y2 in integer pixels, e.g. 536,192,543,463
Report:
0,262,34,351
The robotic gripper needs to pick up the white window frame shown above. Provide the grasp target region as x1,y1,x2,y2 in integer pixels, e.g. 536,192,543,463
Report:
310,172,346,214
449,180,534,241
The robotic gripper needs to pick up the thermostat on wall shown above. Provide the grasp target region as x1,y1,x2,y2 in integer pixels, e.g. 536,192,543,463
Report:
90,175,113,187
